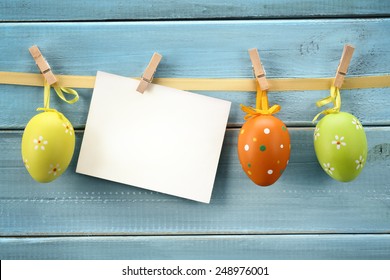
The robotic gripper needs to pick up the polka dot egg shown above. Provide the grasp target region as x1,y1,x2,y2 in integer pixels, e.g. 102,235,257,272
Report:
238,115,290,186
21,111,75,183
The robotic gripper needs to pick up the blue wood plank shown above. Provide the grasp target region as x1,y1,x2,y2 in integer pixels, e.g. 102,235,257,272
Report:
1,0,388,263
1,128,389,236
0,19,389,128
2,87,389,129
1,0,389,21
1,20,388,77
1,234,389,260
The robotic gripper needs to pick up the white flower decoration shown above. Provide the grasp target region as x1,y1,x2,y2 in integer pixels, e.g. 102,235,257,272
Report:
63,122,74,136
314,127,320,141
23,158,29,169
352,118,363,130
355,155,365,170
331,135,346,150
33,136,48,150
48,164,61,176
323,163,335,175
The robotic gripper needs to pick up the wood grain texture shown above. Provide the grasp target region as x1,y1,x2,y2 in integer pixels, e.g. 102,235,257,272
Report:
1,235,390,260
0,19,389,128
1,128,389,236
1,20,388,77
1,0,389,21
1,1,390,260
2,87,390,129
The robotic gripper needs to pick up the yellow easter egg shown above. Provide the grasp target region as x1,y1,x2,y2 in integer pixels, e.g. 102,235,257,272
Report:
21,111,75,183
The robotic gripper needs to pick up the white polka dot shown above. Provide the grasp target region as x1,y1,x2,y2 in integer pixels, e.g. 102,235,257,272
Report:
264,128,270,134
280,144,284,148
287,160,289,165
267,169,273,175
244,144,249,151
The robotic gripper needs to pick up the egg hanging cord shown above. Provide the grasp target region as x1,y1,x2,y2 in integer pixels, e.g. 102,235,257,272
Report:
37,81,79,112
312,86,341,122
240,83,281,120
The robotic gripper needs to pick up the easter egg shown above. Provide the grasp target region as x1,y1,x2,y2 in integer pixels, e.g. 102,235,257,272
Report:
21,111,75,183
314,112,367,182
238,115,290,186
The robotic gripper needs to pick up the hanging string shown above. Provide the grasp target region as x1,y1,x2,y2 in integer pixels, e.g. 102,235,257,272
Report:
312,86,341,122
37,80,79,112
240,82,281,120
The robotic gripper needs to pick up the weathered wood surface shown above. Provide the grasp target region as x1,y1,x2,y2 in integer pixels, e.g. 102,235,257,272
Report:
1,128,389,236
1,0,389,21
2,87,389,129
0,19,389,128
1,1,389,260
1,234,390,260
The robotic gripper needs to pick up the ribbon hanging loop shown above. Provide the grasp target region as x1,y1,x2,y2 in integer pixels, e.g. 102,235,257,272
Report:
312,86,341,122
240,82,281,120
37,80,79,112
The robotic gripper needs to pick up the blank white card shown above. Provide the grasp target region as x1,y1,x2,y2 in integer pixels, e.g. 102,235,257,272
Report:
76,71,231,203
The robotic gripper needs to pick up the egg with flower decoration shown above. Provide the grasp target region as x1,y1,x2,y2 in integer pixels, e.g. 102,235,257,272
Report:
21,45,79,183
313,44,368,182
313,80,367,182
314,111,367,182
22,110,76,183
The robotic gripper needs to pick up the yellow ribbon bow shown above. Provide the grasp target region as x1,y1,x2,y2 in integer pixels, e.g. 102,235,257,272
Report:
240,82,281,120
312,86,341,122
37,80,79,112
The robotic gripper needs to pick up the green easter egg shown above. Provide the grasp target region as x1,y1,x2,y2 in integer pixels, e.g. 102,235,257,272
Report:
314,112,367,182
21,111,75,183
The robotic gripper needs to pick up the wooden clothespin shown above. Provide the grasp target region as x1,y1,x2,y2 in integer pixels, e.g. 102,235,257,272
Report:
334,44,355,88
248,48,269,91
136,52,162,93
29,45,58,85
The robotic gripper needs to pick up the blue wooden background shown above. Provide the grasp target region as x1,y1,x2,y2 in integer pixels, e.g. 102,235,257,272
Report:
0,0,389,259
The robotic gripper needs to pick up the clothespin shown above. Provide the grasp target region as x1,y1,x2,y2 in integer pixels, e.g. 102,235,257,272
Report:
29,45,58,85
248,48,269,91
334,44,355,88
136,52,162,93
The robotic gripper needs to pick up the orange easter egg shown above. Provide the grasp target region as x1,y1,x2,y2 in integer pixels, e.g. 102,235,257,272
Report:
238,115,290,186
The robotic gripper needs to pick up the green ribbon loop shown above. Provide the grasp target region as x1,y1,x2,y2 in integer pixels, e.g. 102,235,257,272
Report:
312,86,341,122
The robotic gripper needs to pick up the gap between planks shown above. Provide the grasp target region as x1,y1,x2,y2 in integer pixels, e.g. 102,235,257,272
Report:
1,14,390,23
2,232,390,238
